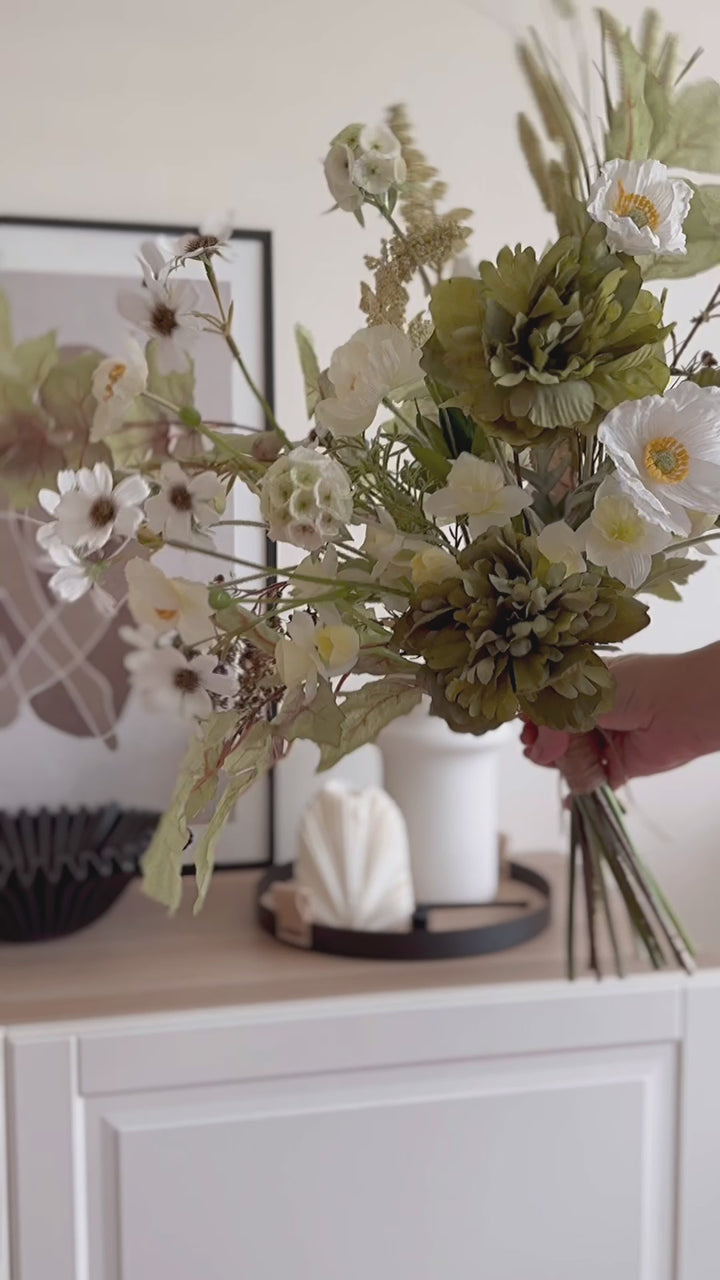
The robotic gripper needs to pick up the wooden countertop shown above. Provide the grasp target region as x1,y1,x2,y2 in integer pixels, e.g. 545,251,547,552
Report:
0,855,711,1026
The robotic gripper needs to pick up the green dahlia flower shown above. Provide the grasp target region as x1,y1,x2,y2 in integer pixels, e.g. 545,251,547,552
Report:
423,223,670,448
394,526,649,734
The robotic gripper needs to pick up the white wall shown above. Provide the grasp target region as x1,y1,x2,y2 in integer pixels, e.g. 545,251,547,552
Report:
4,0,720,942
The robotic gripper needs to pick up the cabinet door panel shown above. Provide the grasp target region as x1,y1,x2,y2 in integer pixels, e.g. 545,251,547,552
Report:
88,1047,675,1280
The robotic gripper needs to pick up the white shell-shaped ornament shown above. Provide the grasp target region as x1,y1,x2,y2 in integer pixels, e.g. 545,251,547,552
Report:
296,782,414,931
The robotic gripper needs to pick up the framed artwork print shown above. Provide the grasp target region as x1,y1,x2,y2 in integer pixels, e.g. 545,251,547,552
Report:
0,216,276,868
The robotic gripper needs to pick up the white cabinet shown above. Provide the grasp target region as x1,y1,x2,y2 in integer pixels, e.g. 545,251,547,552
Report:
5,981,687,1280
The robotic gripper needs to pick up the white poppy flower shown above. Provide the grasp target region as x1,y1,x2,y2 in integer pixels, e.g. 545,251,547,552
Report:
324,143,363,213
536,520,586,576
127,648,236,721
125,558,215,646
260,447,353,551
587,159,692,256
173,213,234,261
117,277,202,375
275,610,359,702
358,124,402,159
598,382,720,536
351,151,407,197
424,454,532,539
410,546,463,589
43,543,117,616
91,338,148,439
36,462,150,553
580,476,671,589
315,326,423,437
144,460,224,544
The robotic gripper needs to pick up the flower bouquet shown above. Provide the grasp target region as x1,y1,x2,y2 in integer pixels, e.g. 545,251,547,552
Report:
19,6,720,974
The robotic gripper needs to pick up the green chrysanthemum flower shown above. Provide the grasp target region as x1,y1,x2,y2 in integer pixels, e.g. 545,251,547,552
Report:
423,223,670,448
394,526,650,734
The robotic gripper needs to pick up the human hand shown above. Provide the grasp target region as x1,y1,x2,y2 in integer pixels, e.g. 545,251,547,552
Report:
521,645,720,793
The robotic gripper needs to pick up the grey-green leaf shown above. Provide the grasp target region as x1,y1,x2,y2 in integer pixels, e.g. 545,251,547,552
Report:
318,678,422,772
294,324,323,417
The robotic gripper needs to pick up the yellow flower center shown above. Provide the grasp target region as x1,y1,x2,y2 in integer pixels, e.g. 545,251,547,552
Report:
155,607,179,621
612,180,660,232
607,514,643,544
643,435,690,484
103,362,127,401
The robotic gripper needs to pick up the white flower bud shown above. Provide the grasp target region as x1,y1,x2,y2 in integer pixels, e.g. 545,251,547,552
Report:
260,446,353,551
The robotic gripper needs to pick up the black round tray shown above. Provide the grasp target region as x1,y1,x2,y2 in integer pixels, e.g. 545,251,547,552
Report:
257,860,551,961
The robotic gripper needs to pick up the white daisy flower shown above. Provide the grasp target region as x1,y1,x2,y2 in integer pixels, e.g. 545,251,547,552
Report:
598,382,720,536
36,462,150,553
587,159,692,257
125,558,215,646
127,647,236,721
144,460,224,543
172,213,234,261
275,610,360,703
44,543,117,616
138,239,172,284
580,476,671,589
91,338,148,439
315,325,423,437
423,454,532,539
536,520,586,576
118,622,167,671
117,276,202,375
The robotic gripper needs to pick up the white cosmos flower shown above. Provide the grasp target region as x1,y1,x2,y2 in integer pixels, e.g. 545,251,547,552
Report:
410,545,463,589
315,326,423,437
324,143,363,212
260,447,353,551
587,159,692,257
125,558,214,646
580,476,671,589
44,543,117,616
144,460,224,544
598,382,720,536
351,151,406,197
424,454,532,539
173,213,234,261
91,338,148,440
139,239,172,284
275,609,359,703
117,277,202,375
536,520,586,576
37,462,150,553
127,648,236,721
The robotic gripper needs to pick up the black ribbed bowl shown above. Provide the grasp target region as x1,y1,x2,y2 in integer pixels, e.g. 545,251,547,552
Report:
0,805,160,943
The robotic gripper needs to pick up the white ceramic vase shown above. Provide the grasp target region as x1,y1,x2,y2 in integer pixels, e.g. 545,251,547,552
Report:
379,700,510,905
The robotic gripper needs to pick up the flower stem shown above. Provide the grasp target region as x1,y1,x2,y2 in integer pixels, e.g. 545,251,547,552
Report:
673,281,720,366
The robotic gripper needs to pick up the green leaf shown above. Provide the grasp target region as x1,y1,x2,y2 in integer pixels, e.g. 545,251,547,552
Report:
656,80,720,172
294,324,323,417
146,340,195,413
318,678,422,771
141,738,199,913
39,351,100,437
638,553,704,600
588,590,650,643
194,722,274,910
604,27,655,161
646,184,720,280
0,291,13,351
13,332,58,389
0,408,66,507
274,682,345,749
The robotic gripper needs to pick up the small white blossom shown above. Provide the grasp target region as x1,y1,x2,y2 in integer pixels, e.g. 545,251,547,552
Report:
351,151,406,197
276,609,359,702
536,520,586,576
44,543,117,616
37,462,149,553
260,447,353,551
125,558,215,646
362,511,426,583
117,276,202,375
315,326,423,437
324,144,363,212
127,648,236,721
598,382,720,536
358,124,402,159
424,454,532,538
91,338,148,439
410,545,463,589
587,159,692,257
173,213,234,261
580,476,671,589
144,460,224,544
